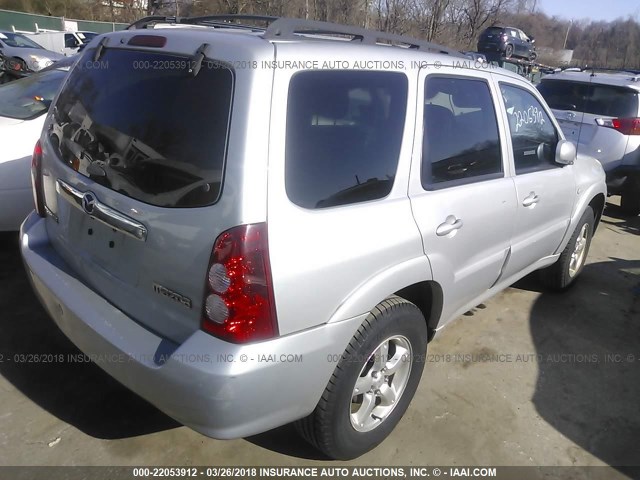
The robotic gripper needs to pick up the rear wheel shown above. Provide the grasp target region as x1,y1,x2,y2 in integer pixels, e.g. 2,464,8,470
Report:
529,51,538,61
504,44,514,59
295,297,427,460
620,190,640,216
539,207,594,290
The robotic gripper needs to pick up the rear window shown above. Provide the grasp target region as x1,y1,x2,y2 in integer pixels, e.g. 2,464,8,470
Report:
285,71,408,209
483,27,504,35
50,48,233,208
538,79,639,118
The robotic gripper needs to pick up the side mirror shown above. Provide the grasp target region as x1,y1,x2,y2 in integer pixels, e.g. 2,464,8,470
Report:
556,139,576,165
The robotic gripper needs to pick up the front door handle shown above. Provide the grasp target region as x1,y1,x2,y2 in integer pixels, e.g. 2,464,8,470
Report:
436,215,464,237
522,192,540,207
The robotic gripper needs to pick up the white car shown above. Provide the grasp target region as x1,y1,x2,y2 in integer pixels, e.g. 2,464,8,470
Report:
0,61,70,231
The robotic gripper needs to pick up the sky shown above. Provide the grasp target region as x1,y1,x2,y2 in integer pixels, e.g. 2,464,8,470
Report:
538,0,640,22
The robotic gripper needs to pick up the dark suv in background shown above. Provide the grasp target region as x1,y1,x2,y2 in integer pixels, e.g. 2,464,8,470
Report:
477,26,537,61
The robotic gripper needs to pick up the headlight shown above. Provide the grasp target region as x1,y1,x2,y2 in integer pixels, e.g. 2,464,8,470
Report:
28,55,54,72
28,55,43,71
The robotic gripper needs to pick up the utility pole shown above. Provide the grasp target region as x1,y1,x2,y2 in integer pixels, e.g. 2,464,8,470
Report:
563,19,573,49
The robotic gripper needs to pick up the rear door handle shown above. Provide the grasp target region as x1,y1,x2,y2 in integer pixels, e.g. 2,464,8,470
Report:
522,192,540,207
436,215,464,236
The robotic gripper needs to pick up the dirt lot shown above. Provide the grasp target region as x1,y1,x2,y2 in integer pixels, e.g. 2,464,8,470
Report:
0,200,638,472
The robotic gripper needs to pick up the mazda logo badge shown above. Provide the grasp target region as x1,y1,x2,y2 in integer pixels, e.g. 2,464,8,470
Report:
82,192,96,214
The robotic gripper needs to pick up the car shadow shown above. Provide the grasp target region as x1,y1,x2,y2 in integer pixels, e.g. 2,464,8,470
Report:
245,424,330,460
0,233,179,439
600,201,640,236
526,257,640,468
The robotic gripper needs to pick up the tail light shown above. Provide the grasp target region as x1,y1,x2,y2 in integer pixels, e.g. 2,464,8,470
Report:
596,117,640,135
31,141,46,217
201,223,278,344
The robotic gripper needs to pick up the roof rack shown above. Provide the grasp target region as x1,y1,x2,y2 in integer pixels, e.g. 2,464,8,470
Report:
126,15,465,57
558,66,640,76
263,18,464,56
126,15,278,31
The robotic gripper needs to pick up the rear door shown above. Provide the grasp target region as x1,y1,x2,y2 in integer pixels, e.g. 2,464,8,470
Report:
409,67,518,324
40,33,274,343
497,80,575,278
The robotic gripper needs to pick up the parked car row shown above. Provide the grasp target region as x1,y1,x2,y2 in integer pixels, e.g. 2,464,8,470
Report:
0,31,64,78
537,69,640,215
0,56,75,231
0,29,98,82
0,17,635,461
16,15,608,462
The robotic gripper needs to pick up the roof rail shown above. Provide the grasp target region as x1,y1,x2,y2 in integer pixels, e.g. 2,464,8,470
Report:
126,14,278,30
263,18,464,56
126,14,465,57
562,66,640,76
127,16,180,30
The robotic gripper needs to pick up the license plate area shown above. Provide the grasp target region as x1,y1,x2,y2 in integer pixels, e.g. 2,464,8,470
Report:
60,194,141,286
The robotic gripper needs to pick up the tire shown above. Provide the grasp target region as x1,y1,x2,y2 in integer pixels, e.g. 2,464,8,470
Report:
539,206,595,291
295,297,427,460
529,51,538,62
504,44,514,59
620,190,640,216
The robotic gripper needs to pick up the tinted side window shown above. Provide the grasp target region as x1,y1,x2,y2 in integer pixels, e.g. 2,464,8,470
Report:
285,71,407,209
422,76,502,189
538,80,639,118
587,84,639,118
537,80,589,112
501,83,559,174
65,34,78,48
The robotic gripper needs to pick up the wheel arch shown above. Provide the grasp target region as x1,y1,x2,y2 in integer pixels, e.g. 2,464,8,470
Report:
394,280,444,341
589,193,605,232
327,256,441,338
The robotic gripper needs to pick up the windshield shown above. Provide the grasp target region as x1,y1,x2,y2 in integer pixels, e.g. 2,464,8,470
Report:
50,48,234,208
0,31,43,49
77,32,98,41
0,69,67,120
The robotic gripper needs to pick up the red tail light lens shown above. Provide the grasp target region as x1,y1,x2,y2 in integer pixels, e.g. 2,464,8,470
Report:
31,141,46,217
128,35,167,48
201,223,278,344
598,117,640,135
611,118,640,135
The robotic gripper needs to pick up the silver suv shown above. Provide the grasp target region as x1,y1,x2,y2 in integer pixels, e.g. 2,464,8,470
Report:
21,16,606,460
538,69,640,215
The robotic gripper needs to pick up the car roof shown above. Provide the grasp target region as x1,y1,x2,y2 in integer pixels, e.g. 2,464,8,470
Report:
541,70,640,91
486,26,519,31
118,21,528,84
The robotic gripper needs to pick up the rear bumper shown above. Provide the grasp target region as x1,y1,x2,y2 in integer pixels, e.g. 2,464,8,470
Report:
20,212,364,439
477,42,506,53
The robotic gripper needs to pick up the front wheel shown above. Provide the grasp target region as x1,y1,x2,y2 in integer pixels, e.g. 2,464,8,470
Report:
295,297,427,460
539,206,595,290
